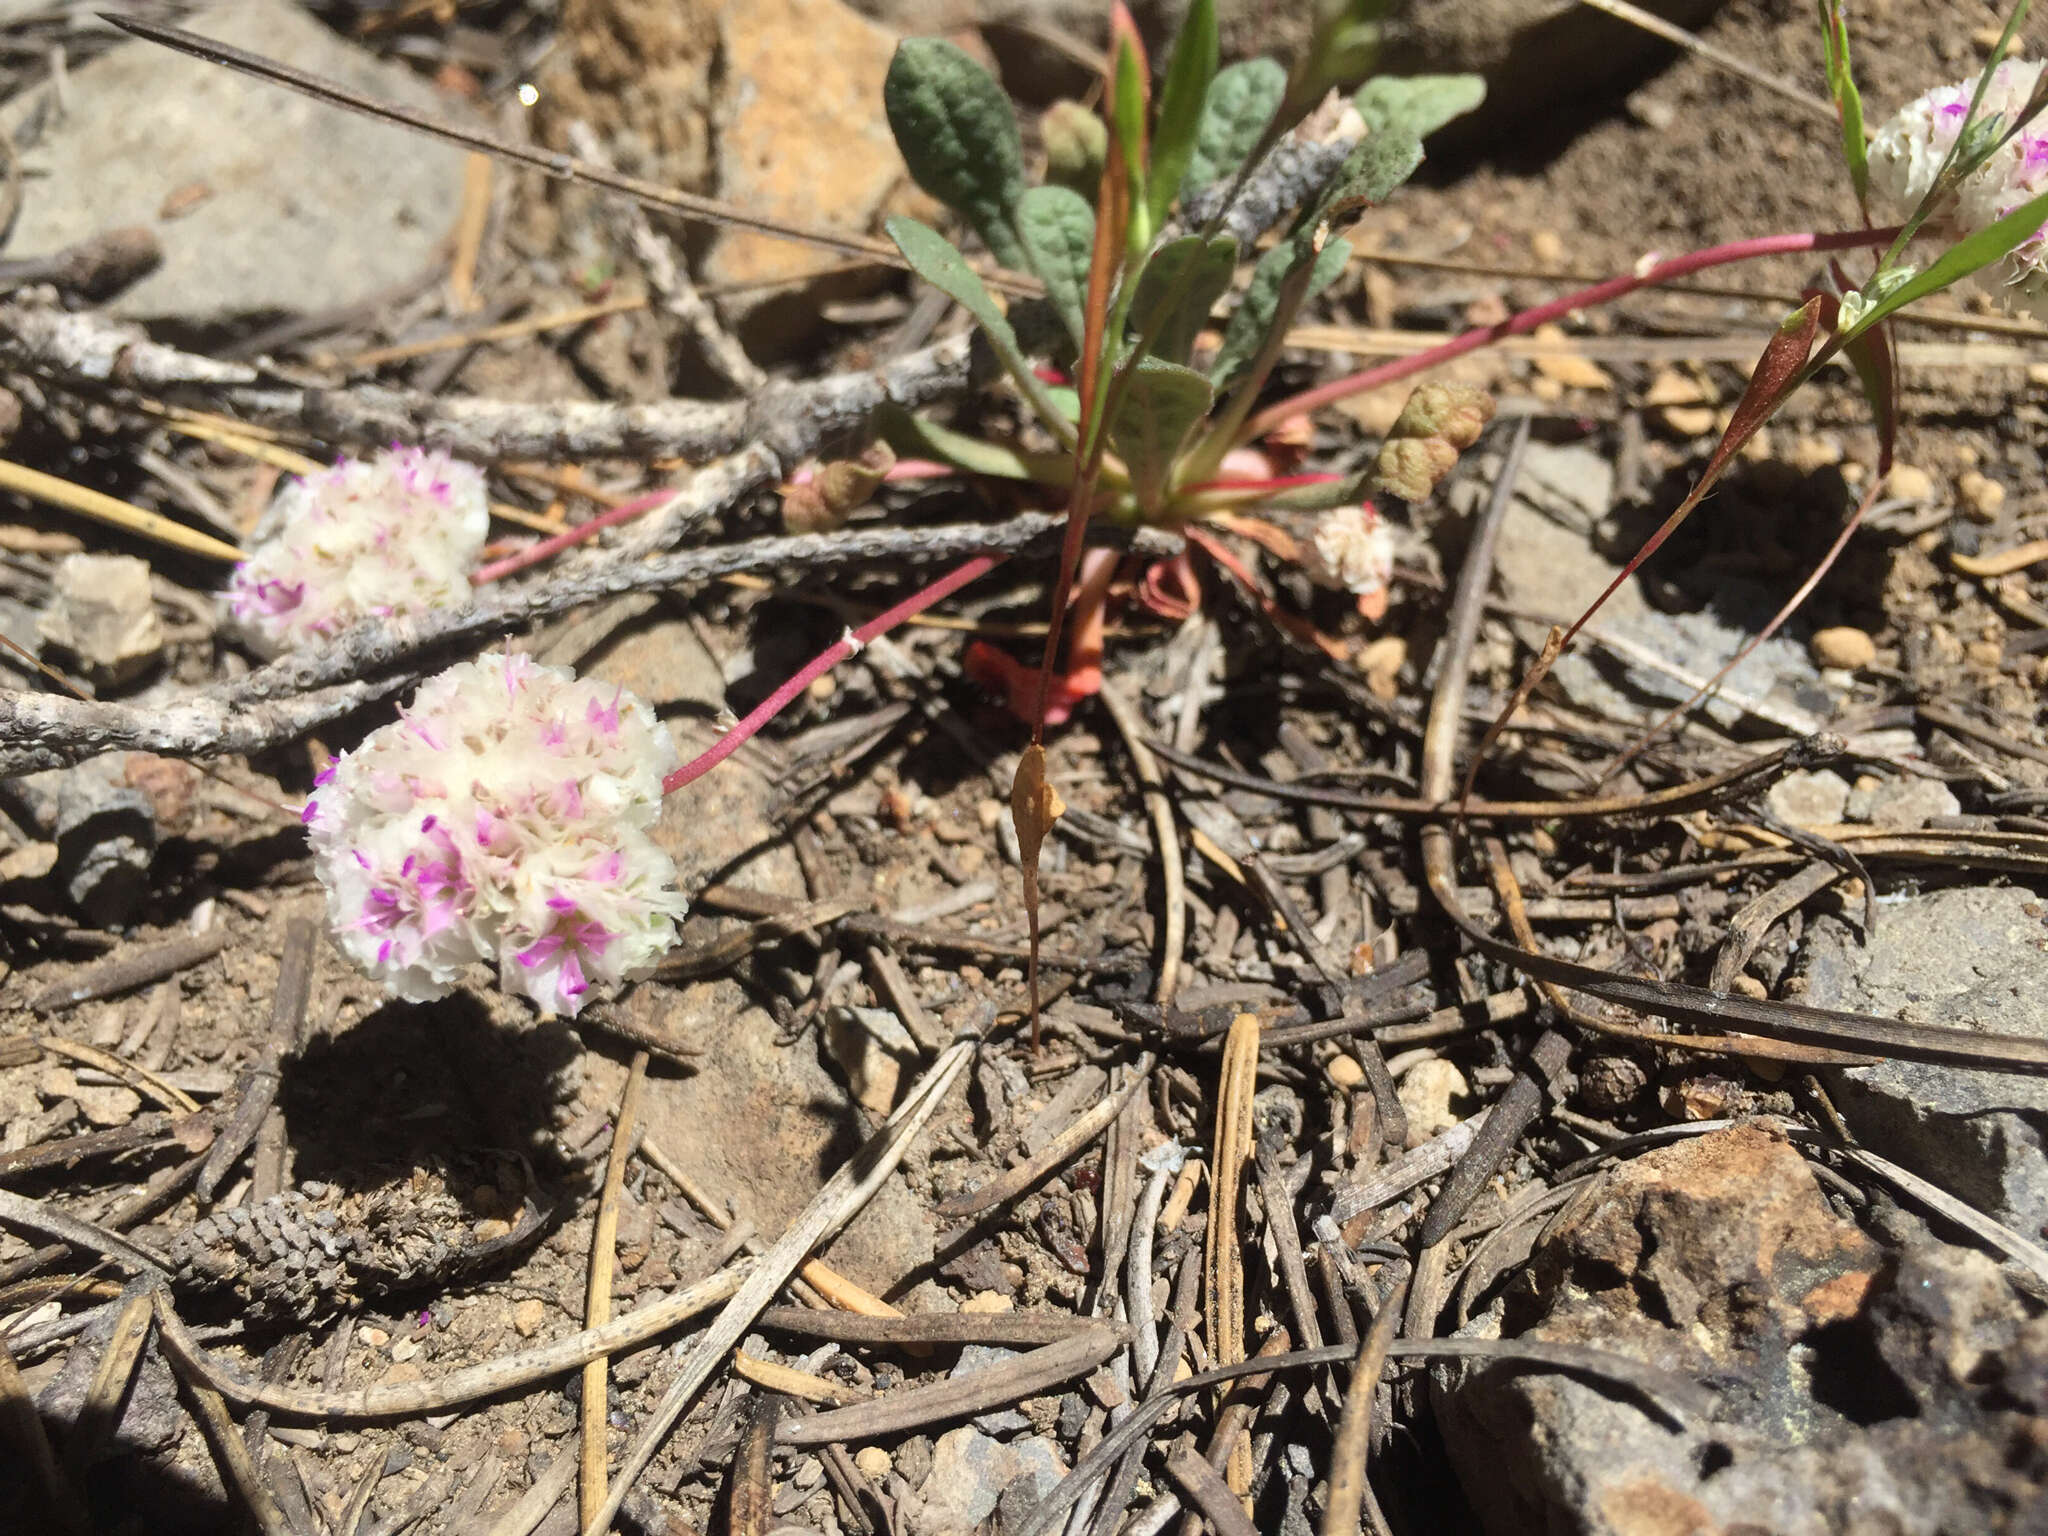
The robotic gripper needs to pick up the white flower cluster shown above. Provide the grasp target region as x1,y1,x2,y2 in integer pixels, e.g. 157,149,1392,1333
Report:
305,653,688,1017
228,446,488,649
1300,504,1393,598
1869,58,2048,317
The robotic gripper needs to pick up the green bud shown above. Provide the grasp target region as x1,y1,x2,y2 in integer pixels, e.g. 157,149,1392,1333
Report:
1043,101,1107,202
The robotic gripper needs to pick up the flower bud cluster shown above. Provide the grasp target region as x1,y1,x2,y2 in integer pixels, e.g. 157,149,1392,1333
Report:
305,653,687,1017
1869,59,2048,316
1300,503,1393,599
228,446,488,649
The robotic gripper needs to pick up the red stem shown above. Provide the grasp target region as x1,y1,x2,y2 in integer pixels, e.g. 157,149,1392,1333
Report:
662,554,1004,794
1242,226,1899,442
471,487,680,585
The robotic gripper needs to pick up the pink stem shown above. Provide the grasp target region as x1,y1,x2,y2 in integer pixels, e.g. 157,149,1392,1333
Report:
471,487,680,585
1243,226,1899,442
663,553,1004,794
1176,471,1343,496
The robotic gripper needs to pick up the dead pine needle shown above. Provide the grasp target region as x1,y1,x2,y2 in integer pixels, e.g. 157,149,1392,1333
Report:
1205,1013,1260,1496
581,1047,649,1529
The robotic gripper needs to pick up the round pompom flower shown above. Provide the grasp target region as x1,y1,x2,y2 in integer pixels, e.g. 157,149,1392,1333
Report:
1869,59,2048,317
1299,504,1393,599
305,653,688,1017
227,446,488,649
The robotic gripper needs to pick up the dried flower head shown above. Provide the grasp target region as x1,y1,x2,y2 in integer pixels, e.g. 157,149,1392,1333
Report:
1869,59,2048,316
1299,503,1393,598
305,653,687,1017
227,446,488,649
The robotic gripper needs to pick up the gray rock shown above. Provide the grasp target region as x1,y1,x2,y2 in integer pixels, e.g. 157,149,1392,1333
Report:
951,1344,1030,1435
908,1427,1066,1536
38,553,161,689
1435,1125,2048,1535
5,0,468,326
1844,773,1962,830
37,1290,186,1457
1493,445,1837,732
1800,887,2048,1238
1767,768,1851,828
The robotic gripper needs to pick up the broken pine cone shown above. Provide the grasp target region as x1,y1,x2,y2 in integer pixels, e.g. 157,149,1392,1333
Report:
1370,382,1496,503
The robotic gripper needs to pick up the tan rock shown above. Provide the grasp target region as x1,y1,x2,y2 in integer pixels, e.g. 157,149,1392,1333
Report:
1958,470,2006,522
1530,323,1612,390
39,553,161,688
1789,434,1842,472
961,1289,1013,1313
1885,462,1934,501
1353,634,1406,700
1655,405,1716,437
855,1447,893,1480
0,842,57,881
704,0,912,341
1529,228,1565,265
1810,626,1876,670
1398,1058,1468,1143
1325,1054,1365,1089
512,1299,547,1338
1641,367,1705,407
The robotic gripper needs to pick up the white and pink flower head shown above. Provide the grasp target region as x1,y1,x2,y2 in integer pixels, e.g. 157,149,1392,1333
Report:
227,445,489,649
1299,503,1393,600
306,652,687,1017
1870,58,2048,317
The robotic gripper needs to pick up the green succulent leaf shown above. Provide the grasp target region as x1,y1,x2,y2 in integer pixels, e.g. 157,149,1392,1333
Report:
1256,469,1374,511
1311,122,1424,223
1109,358,1214,513
1016,185,1096,351
884,214,1076,446
1149,0,1220,226
1353,73,1485,141
884,39,1028,269
1208,231,1351,389
1184,58,1285,196
1129,233,1238,365
876,405,1075,486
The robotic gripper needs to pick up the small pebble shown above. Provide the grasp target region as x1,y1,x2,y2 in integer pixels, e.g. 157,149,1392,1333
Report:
961,1290,1013,1314
390,1338,420,1363
472,1218,512,1242
1767,769,1851,828
1325,1054,1365,1089
1398,1058,1468,1144
1642,368,1706,407
1885,463,1933,501
1530,229,1565,264
1810,626,1876,670
1789,434,1842,472
37,553,162,688
1958,470,2006,521
1657,405,1716,437
1530,324,1612,390
855,1447,892,1480
512,1299,547,1338
358,1326,390,1348
1730,975,1768,1001
1966,638,2004,669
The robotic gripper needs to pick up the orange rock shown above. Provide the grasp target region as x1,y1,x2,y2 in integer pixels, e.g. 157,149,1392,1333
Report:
705,0,918,330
